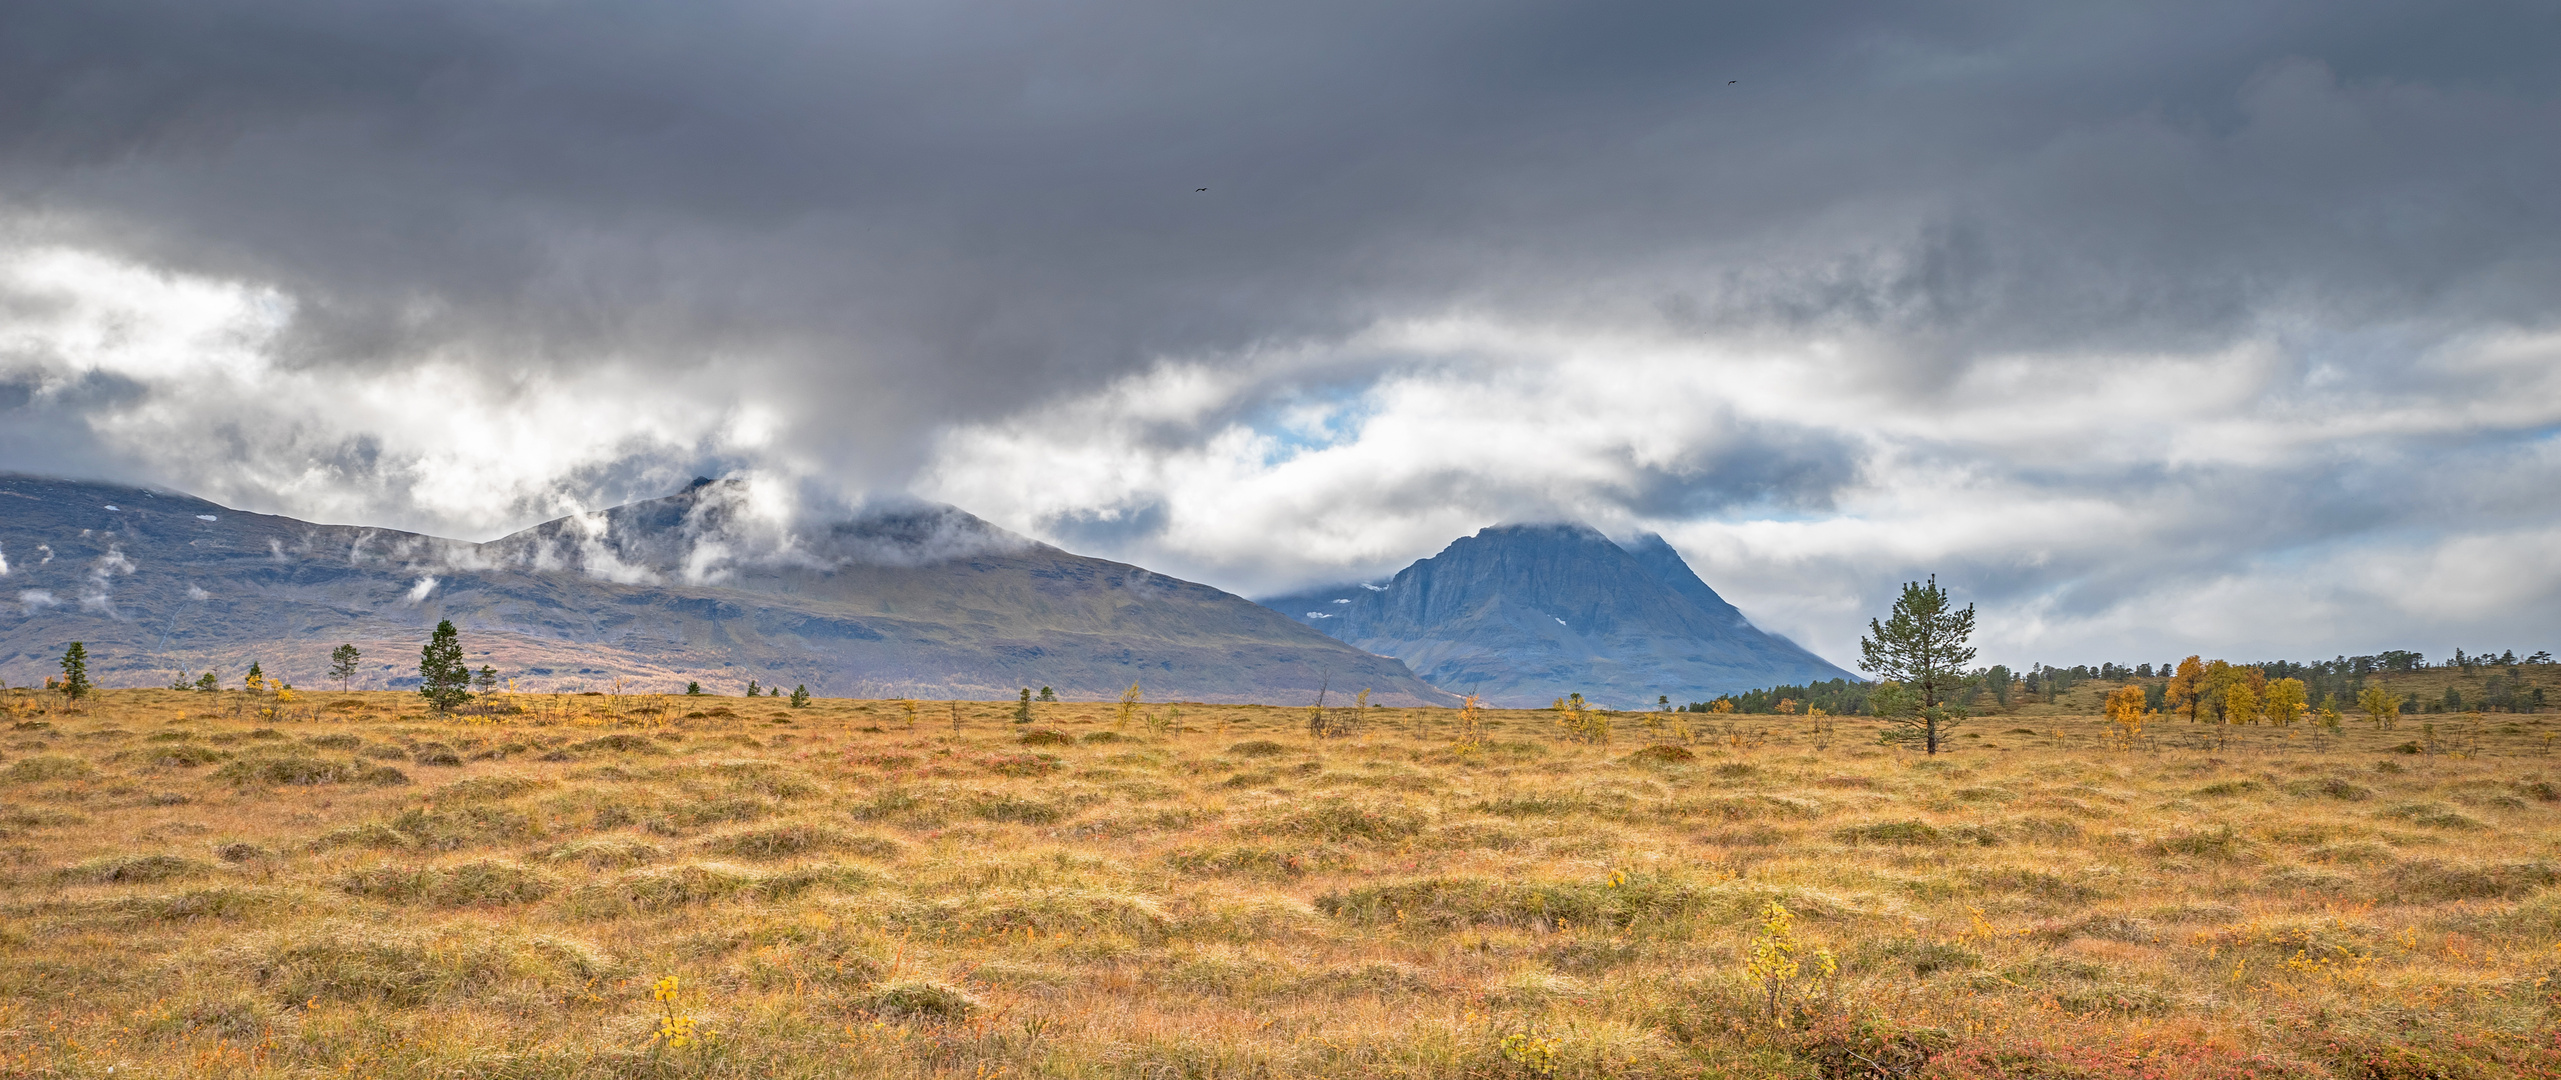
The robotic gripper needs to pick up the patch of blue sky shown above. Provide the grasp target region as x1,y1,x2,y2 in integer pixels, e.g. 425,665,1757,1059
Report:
1243,381,1381,467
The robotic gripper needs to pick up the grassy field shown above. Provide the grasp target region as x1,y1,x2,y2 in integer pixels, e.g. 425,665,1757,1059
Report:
4,681,2560,1078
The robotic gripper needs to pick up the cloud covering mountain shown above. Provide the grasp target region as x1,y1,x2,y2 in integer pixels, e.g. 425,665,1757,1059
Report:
2,1,2558,666
0,475,1449,704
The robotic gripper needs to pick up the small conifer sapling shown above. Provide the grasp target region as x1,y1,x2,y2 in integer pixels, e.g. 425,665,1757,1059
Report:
58,641,91,701
417,620,471,712
329,644,362,690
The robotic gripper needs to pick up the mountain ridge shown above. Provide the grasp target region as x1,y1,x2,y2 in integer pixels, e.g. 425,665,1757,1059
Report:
0,474,1450,705
1258,521,1854,707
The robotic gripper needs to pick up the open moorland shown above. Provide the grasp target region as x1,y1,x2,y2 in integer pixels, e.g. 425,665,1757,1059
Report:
5,678,2561,1079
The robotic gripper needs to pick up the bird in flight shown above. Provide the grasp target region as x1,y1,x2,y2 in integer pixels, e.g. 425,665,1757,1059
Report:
1728,80,1737,84
1196,187,1208,192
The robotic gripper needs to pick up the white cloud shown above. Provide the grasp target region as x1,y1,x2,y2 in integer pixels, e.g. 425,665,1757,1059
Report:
920,314,2561,666
407,576,439,602
0,246,795,540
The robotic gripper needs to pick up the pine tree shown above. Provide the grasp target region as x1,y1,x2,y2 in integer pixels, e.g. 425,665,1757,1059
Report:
1038,686,1055,702
329,644,362,690
475,665,499,699
244,661,265,693
1014,688,1034,723
194,670,219,693
746,680,761,698
1858,576,1976,755
789,684,810,708
58,642,91,701
685,681,704,696
417,620,471,712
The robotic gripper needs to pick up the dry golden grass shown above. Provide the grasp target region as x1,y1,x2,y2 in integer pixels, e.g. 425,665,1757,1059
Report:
3,681,2559,1078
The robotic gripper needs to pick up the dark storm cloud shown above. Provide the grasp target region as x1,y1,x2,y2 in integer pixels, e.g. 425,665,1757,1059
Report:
8,0,2558,434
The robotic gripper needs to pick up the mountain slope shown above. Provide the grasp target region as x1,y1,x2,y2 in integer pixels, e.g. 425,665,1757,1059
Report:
1259,522,1853,707
0,475,1448,705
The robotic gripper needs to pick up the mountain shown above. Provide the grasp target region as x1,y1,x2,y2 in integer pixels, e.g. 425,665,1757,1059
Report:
0,475,1450,705
1257,522,1854,708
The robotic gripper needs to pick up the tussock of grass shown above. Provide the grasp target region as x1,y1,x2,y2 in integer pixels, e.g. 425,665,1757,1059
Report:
4,754,96,783
238,922,616,1006
696,822,900,861
334,858,562,906
57,853,213,884
431,775,554,801
1244,799,1426,842
209,752,407,787
144,744,229,767
567,733,662,754
534,837,667,869
1625,743,1697,765
858,979,978,1020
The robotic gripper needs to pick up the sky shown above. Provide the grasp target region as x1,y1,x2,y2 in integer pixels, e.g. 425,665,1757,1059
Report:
3,0,2559,669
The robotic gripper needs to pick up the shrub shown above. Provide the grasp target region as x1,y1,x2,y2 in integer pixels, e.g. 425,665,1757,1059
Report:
1017,729,1076,747
1227,740,1290,757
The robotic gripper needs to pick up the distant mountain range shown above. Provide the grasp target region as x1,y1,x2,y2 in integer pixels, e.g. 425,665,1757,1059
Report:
0,475,1449,705
1257,523,1855,708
